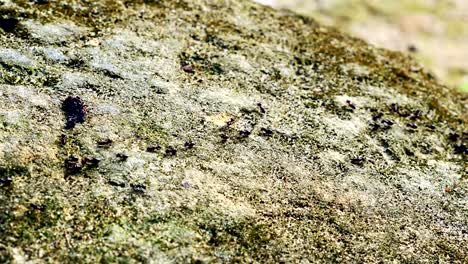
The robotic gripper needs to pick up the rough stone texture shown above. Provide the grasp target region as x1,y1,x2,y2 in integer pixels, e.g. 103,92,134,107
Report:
0,0,466,263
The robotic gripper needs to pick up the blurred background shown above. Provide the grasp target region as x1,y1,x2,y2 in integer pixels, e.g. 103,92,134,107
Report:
255,0,468,93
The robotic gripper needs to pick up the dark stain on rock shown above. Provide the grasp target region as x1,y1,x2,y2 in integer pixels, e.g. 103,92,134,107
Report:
62,96,87,129
0,18,19,33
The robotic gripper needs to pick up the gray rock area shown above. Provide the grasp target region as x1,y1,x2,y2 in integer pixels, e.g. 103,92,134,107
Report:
0,0,466,263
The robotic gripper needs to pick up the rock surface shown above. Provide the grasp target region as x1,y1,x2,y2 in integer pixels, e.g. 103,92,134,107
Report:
0,0,466,262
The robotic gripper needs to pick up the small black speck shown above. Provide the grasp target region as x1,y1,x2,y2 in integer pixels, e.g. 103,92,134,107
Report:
181,182,191,188
116,153,129,161
30,203,46,212
165,146,177,156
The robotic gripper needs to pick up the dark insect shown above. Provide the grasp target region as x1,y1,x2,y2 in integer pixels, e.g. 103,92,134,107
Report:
390,103,399,113
410,110,422,120
257,103,266,114
65,156,82,175
82,157,100,167
448,133,460,142
184,141,195,149
259,127,274,137
220,134,229,143
182,65,195,73
346,100,356,110
97,139,113,148
454,144,467,155
351,157,365,166
30,203,46,212
425,124,436,130
407,44,418,53
239,130,252,138
370,122,381,131
372,113,383,121
146,145,161,153
62,96,87,129
181,182,191,188
116,153,129,161
0,18,19,33
165,146,177,156
0,177,13,186
60,134,68,146
34,0,49,4
406,123,418,129
131,183,146,193
382,119,395,126
108,180,126,188
226,118,235,127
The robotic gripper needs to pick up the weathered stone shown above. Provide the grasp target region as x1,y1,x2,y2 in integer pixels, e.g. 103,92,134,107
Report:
0,0,466,263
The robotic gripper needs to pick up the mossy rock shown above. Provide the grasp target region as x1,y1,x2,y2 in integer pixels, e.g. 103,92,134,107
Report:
0,0,466,262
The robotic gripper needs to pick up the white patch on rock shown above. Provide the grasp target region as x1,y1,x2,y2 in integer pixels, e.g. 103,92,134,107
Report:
0,111,21,125
35,47,68,63
323,115,367,138
22,20,86,44
0,48,34,67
